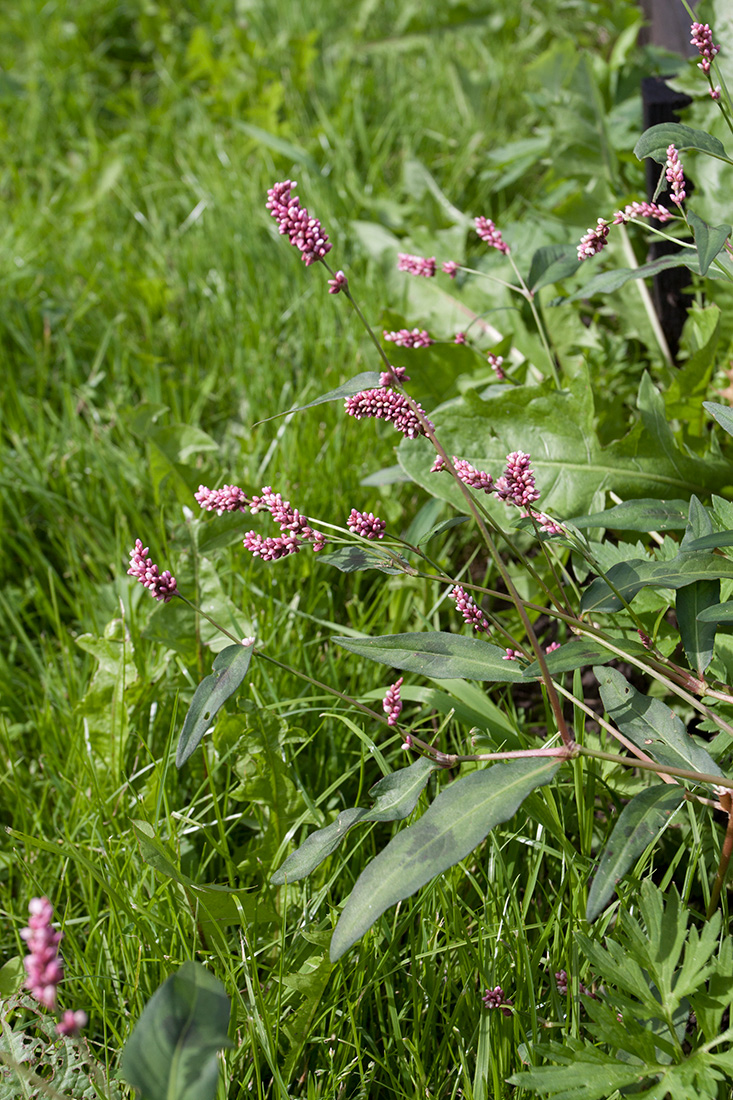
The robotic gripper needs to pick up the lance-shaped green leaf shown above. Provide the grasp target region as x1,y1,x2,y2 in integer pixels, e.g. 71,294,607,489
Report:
704,400,733,438
689,531,733,550
329,756,560,960
581,554,733,613
633,122,728,163
271,758,437,883
697,601,733,623
688,210,732,277
595,666,722,781
177,643,254,767
568,499,689,532
677,580,720,675
522,636,645,679
253,372,382,425
527,244,580,291
586,785,685,923
317,546,406,575
561,254,701,304
335,632,524,682
120,961,232,1100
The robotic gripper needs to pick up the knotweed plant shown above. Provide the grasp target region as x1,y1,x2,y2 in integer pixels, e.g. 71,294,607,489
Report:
120,8,733,1094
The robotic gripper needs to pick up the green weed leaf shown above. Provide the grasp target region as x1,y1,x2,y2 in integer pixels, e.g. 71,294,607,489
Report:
586,785,684,922
562,253,701,304
688,211,732,276
120,961,232,1100
580,553,733,613
177,644,254,767
704,400,733,438
594,667,722,781
633,122,728,163
329,756,560,960
253,373,382,425
316,546,406,574
335,632,525,681
527,244,580,291
568,499,689,532
677,579,720,674
698,600,733,623
522,637,643,678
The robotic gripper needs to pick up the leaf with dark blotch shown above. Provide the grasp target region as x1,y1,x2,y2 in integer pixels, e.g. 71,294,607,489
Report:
581,554,733,614
329,757,560,960
688,211,732,277
586,785,685,922
595,666,722,780
677,580,720,675
335,632,525,682
568,499,689,532
527,244,581,291
120,961,232,1100
253,372,383,425
271,759,436,883
633,122,728,164
176,644,254,767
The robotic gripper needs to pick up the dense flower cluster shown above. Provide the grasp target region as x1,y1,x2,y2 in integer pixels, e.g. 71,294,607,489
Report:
495,452,540,507
397,252,436,277
691,21,720,73
665,145,686,206
430,455,494,493
244,486,327,560
442,260,459,278
487,353,505,380
344,388,433,438
383,328,434,348
21,897,64,1009
128,540,178,602
383,677,404,725
451,585,490,634
577,218,610,261
266,180,331,266
195,484,250,514
347,509,386,539
328,270,348,294
475,216,510,255
454,331,467,344
612,201,673,225
379,365,410,387
482,985,513,1015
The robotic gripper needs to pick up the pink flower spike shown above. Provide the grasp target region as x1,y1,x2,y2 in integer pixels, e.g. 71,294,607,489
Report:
328,270,348,294
383,328,434,348
266,180,331,266
555,969,568,995
487,353,505,380
545,641,561,654
454,331,467,344
397,252,436,277
503,649,522,661
612,201,672,225
128,540,178,602
430,455,447,473
344,388,433,438
691,22,720,73
21,897,64,1010
452,457,494,493
442,261,459,278
495,451,540,508
56,1010,88,1037
451,585,490,634
665,145,686,206
475,217,510,255
195,484,250,514
482,986,513,1016
383,677,404,725
347,509,386,539
577,218,610,261
379,365,410,387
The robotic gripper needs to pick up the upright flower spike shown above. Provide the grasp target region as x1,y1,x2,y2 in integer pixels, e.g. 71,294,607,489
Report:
21,898,64,1009
475,217,510,255
397,252,436,277
495,451,540,507
383,677,404,725
347,509,386,539
665,146,686,206
451,585,490,634
383,328,434,348
128,540,178,602
691,22,720,73
266,180,332,266
577,218,610,261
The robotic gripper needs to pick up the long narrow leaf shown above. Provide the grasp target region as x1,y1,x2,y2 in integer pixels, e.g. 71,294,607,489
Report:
176,644,254,767
329,757,560,960
581,554,733,613
586,785,685,922
335,632,525,681
676,579,720,675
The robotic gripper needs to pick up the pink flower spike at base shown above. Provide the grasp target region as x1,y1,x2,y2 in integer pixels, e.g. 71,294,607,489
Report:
665,145,686,206
328,270,348,294
57,1010,88,1036
383,677,404,725
21,897,64,1009
397,253,436,277
128,540,178,602
475,217,510,255
195,484,250,514
347,509,386,539
266,180,331,266
577,219,610,261
495,451,540,508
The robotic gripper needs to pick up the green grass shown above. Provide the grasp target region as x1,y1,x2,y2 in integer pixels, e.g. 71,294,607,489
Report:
0,0,717,1097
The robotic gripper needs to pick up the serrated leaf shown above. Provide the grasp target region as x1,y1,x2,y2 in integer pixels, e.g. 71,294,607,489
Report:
634,122,728,163
120,961,232,1100
688,210,732,277
677,580,720,675
528,244,581,291
568,499,689,532
586,785,684,922
253,372,382,425
176,643,254,767
316,546,405,574
330,756,560,960
271,758,436,883
595,666,722,780
704,400,733,438
581,553,733,613
335,632,525,682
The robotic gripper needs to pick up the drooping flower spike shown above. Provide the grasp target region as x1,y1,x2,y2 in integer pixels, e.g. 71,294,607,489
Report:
344,388,433,438
690,22,720,74
577,218,610,261
397,252,436,277
128,540,178,602
383,328,434,348
475,217,510,255
451,585,490,634
266,180,332,266
243,486,327,560
431,454,494,493
612,201,672,225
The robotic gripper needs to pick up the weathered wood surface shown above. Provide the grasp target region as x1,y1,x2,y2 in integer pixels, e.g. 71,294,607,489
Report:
638,0,699,56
